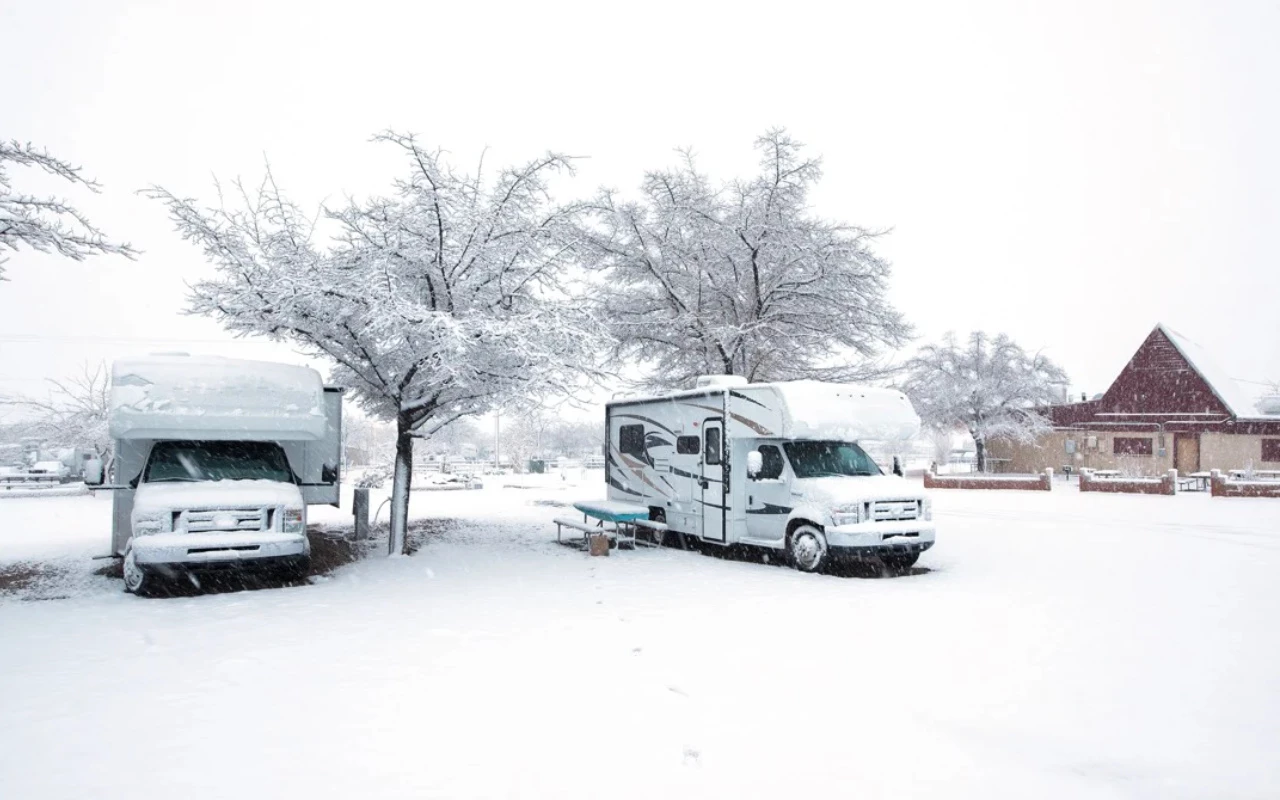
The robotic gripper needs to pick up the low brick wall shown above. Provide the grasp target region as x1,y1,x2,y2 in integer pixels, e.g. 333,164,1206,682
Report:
1210,471,1280,498
925,469,1052,491
1079,469,1176,496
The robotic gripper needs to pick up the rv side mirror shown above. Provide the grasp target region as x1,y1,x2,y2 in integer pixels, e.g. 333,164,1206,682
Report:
84,458,104,486
746,450,763,478
892,456,904,477
321,463,339,484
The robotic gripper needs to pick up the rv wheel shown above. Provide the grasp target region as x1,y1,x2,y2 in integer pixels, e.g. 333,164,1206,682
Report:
788,525,827,573
122,547,153,597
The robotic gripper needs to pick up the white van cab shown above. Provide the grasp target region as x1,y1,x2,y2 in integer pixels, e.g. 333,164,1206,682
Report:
88,355,342,595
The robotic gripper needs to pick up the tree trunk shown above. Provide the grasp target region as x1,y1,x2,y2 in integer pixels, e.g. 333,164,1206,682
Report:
975,438,986,473
388,417,414,556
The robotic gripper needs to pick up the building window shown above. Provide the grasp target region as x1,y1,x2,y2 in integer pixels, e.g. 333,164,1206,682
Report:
619,424,645,457
1113,437,1153,456
1263,439,1280,462
705,427,722,465
1064,439,1077,454
676,436,700,455
756,445,784,479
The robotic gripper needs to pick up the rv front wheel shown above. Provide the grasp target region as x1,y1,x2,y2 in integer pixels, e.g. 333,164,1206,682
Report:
788,525,827,573
122,547,153,596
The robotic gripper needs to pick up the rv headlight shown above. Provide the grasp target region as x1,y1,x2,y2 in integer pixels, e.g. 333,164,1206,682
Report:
132,513,170,536
830,504,861,527
282,507,306,533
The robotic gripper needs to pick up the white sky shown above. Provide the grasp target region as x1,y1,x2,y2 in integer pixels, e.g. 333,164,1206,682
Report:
2,0,1278,419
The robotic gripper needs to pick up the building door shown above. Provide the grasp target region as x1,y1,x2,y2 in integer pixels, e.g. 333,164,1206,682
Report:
1174,433,1200,474
700,419,727,543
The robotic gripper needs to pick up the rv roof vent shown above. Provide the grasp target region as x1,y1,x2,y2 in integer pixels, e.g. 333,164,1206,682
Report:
695,375,748,389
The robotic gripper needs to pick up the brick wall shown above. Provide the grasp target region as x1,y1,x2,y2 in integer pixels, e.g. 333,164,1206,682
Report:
1079,469,1176,496
924,469,1052,491
1210,471,1280,498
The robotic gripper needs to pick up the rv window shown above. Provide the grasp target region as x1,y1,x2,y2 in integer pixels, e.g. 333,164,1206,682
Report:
756,445,784,480
676,436,700,455
619,424,645,457
705,428,722,465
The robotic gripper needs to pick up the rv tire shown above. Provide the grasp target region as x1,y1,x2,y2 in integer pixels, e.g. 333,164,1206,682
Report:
788,524,827,573
122,546,155,597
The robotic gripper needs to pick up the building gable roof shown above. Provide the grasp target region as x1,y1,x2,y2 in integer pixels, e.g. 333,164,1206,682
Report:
1156,325,1261,419
1093,325,1231,418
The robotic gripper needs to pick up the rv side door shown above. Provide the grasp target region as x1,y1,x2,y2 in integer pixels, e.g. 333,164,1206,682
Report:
700,419,727,543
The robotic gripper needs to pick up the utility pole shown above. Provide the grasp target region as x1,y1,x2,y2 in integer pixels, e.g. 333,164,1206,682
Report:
494,410,501,469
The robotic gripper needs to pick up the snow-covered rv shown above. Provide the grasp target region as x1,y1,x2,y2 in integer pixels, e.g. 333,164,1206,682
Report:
86,355,342,595
605,376,934,572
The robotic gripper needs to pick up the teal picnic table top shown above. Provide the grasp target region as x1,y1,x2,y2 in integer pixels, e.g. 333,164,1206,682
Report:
571,500,649,523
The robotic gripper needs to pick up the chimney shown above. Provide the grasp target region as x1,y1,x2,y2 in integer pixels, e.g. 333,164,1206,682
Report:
1081,392,1087,402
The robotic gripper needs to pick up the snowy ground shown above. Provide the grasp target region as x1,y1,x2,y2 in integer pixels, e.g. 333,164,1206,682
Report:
2,472,1279,798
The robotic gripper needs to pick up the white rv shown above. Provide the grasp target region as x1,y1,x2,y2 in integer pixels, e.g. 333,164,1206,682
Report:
87,355,343,595
605,376,934,572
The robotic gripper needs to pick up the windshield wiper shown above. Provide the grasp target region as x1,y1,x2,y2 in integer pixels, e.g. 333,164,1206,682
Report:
147,477,200,483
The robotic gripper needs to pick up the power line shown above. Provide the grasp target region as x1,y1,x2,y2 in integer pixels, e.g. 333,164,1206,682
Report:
0,333,277,345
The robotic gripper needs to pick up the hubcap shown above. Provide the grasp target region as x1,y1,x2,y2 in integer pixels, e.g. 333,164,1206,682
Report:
793,533,822,569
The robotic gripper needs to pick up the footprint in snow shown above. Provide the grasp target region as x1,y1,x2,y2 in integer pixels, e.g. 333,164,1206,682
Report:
682,746,701,767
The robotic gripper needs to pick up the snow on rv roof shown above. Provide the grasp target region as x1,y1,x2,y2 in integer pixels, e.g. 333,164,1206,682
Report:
109,355,327,441
769,381,921,441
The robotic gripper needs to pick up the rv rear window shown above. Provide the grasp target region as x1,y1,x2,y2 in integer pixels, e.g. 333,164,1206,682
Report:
619,424,645,457
676,436,700,455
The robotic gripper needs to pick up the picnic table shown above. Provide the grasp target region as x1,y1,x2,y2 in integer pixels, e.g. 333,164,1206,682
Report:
1186,471,1213,492
554,500,668,551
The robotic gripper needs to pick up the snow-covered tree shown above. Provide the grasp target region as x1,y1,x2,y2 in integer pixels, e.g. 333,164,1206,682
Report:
0,362,114,472
584,129,910,390
900,332,1069,472
147,132,602,554
0,141,137,278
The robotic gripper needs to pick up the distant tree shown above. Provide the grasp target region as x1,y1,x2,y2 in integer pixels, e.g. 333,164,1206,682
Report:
0,362,114,472
0,141,137,278
584,129,910,390
147,132,602,554
901,332,1068,472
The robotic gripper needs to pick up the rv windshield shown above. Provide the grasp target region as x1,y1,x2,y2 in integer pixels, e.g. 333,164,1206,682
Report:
783,441,882,479
144,441,295,484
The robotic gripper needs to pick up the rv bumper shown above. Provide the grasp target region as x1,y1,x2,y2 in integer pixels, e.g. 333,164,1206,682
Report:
130,532,310,570
824,521,935,560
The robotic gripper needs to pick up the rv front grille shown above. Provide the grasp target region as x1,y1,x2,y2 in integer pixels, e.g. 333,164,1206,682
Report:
183,507,269,533
871,500,921,522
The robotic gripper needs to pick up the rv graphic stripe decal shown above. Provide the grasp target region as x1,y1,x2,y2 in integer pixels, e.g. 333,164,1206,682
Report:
608,476,643,496
696,499,727,511
729,390,767,408
612,414,675,436
746,503,793,515
670,466,700,480
676,401,773,436
620,453,672,498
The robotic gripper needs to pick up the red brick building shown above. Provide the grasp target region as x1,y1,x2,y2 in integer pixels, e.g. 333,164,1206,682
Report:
988,324,1280,475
